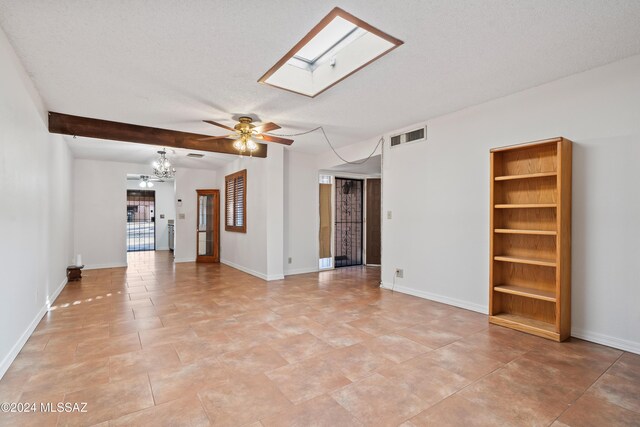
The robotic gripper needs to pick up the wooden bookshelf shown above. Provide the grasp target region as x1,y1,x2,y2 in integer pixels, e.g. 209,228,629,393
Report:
489,137,572,341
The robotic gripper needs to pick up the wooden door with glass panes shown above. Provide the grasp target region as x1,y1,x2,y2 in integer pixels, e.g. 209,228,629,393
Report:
196,189,219,263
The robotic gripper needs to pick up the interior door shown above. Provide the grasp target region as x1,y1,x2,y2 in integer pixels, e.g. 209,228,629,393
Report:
366,178,381,265
196,189,219,263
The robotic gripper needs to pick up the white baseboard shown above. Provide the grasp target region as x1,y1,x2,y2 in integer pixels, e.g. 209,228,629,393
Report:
380,283,639,354
572,328,640,355
0,276,68,380
49,276,68,306
380,282,488,314
173,258,195,263
84,262,127,270
220,259,284,281
284,267,319,276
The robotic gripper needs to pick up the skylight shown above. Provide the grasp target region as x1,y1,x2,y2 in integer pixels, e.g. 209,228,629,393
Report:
258,8,403,97
293,17,358,64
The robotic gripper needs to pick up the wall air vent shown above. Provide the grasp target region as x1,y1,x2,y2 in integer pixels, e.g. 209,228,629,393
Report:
390,126,427,147
187,153,204,158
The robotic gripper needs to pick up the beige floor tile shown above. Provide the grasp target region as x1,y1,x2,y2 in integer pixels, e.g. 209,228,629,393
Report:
110,395,211,426
109,344,181,381
149,357,229,404
266,355,351,403
198,373,293,426
406,394,516,426
587,371,640,413
261,394,363,426
421,341,504,381
57,374,154,426
331,373,428,426
219,344,289,374
268,332,333,363
377,355,471,405
361,334,431,363
557,393,640,426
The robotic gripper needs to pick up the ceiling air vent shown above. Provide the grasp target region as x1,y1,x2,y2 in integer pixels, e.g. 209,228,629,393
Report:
390,126,427,147
187,153,204,158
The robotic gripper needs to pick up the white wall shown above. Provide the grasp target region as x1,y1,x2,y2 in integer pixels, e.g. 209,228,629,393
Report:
75,159,214,266
0,27,74,378
381,54,640,353
219,146,284,280
284,150,319,275
126,180,176,250
174,168,217,262
74,159,133,269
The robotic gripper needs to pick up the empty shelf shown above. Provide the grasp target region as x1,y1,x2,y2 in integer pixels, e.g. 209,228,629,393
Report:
494,204,557,209
495,172,557,181
494,285,556,302
494,229,557,236
494,255,556,267
490,313,557,337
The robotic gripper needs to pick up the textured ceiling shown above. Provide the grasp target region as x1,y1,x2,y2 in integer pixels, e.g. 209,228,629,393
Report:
2,0,640,160
68,136,236,170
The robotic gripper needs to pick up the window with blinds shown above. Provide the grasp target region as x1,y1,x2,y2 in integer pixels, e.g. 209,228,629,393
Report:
225,169,247,233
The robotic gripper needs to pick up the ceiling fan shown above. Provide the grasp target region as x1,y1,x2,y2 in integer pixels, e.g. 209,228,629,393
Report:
200,116,294,154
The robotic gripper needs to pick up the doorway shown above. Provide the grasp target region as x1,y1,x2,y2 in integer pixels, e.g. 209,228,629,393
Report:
334,178,363,267
126,190,155,252
365,178,381,265
196,189,220,263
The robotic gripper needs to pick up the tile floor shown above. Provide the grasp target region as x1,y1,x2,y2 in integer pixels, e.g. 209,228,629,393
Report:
1,251,638,426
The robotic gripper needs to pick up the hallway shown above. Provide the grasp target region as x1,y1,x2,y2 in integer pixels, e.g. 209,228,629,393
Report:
0,254,638,426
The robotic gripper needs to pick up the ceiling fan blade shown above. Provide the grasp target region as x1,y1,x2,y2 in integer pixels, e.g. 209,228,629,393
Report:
253,122,281,133
257,134,294,145
198,134,236,141
203,120,236,132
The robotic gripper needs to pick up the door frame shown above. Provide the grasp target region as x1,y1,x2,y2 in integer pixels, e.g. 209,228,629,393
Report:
196,189,220,263
126,189,156,252
365,178,381,266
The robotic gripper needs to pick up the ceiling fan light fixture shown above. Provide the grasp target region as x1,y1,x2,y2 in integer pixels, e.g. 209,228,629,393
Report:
202,116,293,155
139,175,154,188
246,139,258,152
233,139,245,152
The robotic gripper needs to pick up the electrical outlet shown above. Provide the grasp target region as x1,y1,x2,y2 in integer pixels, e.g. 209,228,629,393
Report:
395,268,403,278
387,211,392,220
288,257,292,264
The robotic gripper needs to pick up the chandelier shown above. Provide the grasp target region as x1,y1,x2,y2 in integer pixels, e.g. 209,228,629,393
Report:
139,175,154,188
152,149,175,178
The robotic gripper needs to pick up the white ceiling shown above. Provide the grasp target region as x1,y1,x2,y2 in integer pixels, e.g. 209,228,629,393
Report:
2,1,640,162
323,155,381,176
68,136,236,170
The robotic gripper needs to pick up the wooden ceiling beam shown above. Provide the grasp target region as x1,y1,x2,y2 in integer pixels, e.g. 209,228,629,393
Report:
48,112,268,158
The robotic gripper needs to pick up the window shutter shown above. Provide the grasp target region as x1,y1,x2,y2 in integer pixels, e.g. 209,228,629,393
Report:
236,175,244,226
225,169,247,232
226,177,235,227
